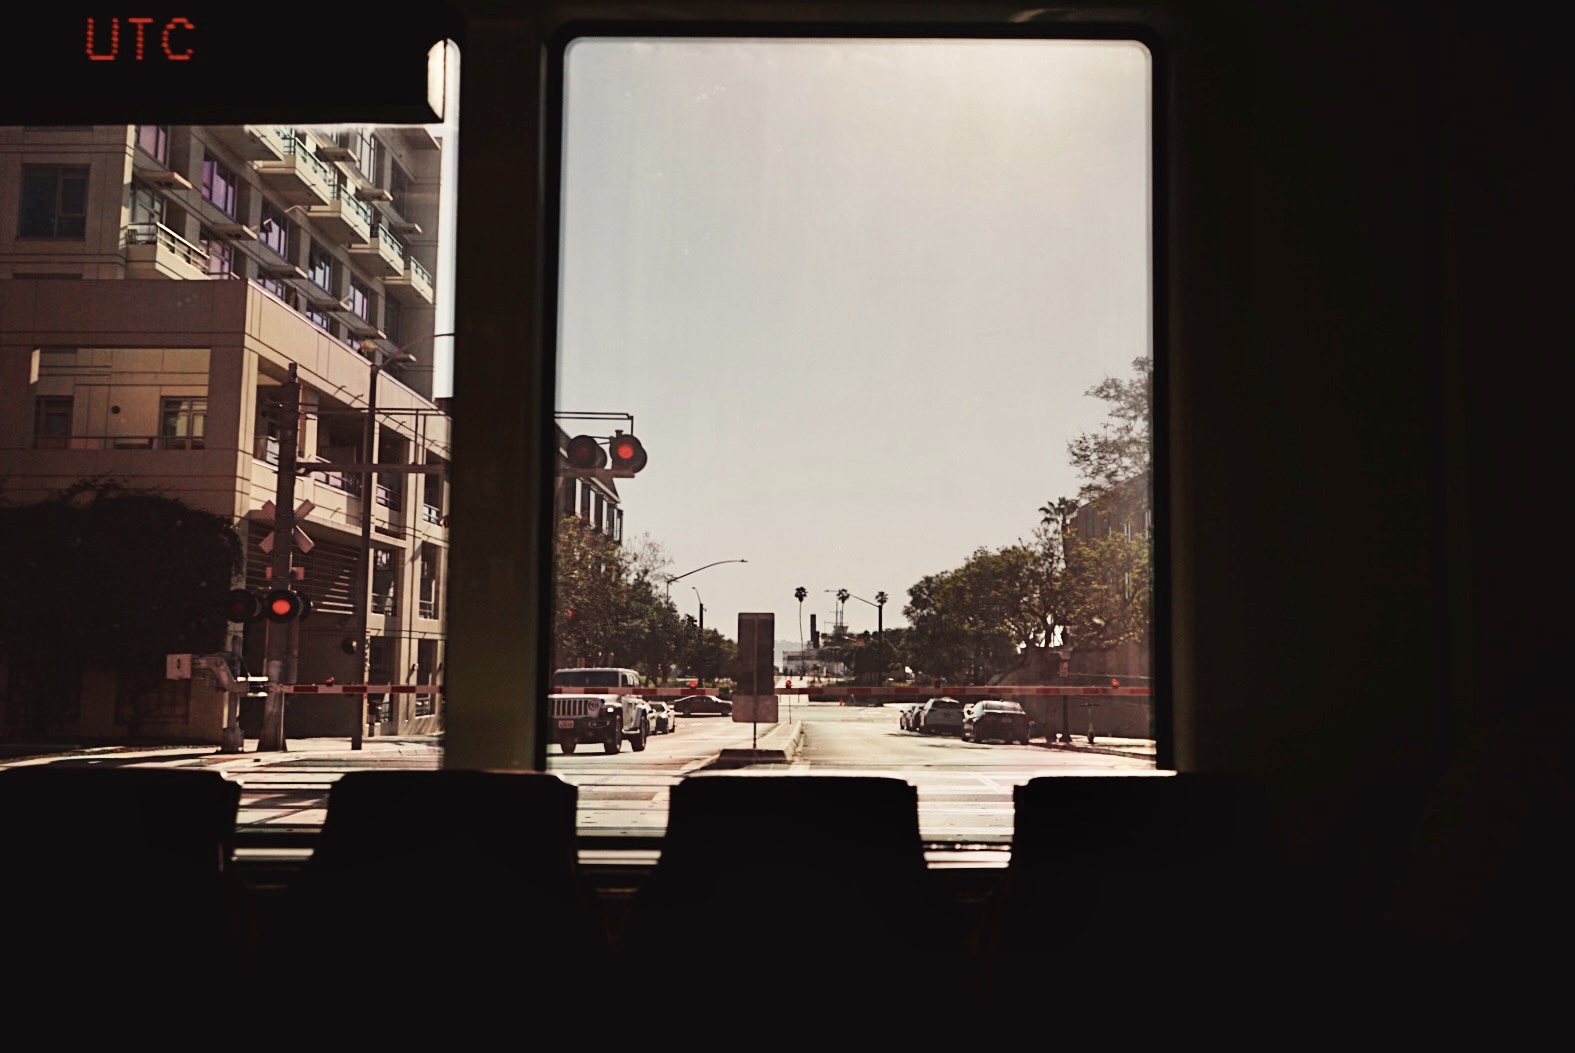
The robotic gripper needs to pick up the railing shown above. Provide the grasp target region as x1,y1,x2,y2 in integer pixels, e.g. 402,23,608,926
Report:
373,223,404,256
419,593,438,619
330,182,375,227
274,128,336,185
421,503,443,524
406,254,431,286
125,222,209,269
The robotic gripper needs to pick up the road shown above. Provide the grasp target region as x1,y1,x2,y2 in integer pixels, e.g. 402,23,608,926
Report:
225,699,1154,842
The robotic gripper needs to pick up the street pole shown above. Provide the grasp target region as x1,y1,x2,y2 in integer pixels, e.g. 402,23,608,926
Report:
693,587,705,686
259,364,301,752
351,361,380,751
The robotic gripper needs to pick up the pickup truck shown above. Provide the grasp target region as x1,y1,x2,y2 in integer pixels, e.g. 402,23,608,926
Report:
549,667,651,754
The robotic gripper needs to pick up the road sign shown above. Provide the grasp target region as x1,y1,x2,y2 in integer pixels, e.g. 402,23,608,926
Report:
734,612,778,723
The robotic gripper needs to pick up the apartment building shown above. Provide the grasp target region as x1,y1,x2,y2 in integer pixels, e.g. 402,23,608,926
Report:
0,123,450,743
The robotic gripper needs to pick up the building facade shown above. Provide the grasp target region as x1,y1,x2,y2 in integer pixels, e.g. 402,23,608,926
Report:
0,123,450,743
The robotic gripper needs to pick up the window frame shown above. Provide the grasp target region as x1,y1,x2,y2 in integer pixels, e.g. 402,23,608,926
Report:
19,164,88,239
507,19,1173,778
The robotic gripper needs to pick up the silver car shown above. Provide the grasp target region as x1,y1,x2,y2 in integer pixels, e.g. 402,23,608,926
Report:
916,697,966,736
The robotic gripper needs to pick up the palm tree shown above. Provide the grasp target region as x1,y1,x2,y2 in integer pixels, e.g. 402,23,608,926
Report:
794,586,807,665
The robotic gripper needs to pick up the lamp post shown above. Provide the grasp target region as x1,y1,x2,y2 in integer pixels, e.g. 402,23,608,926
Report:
664,558,747,597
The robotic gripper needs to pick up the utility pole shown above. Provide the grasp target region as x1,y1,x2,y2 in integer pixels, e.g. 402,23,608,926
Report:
259,364,301,752
350,361,381,751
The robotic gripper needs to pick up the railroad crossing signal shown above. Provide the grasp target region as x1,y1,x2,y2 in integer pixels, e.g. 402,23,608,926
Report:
257,499,316,554
225,588,264,623
262,588,312,623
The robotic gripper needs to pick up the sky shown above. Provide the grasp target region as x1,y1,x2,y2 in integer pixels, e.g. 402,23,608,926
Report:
552,36,1152,653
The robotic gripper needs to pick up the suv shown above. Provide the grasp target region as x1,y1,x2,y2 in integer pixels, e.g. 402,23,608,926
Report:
549,667,651,754
916,697,966,736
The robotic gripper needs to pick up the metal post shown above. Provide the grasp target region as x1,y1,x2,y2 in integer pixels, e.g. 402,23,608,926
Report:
259,364,301,752
350,362,381,750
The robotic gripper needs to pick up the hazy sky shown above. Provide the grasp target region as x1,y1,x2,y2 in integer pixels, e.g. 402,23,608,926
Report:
554,37,1151,652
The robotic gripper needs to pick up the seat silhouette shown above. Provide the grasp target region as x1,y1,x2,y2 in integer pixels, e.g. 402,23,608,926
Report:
975,773,1277,1051
615,774,952,1049
259,770,601,1049
0,766,248,1042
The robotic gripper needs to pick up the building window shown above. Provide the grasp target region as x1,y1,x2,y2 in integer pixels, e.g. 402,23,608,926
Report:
422,463,446,521
201,231,233,276
19,165,88,238
33,396,73,449
135,124,169,164
389,160,409,212
130,185,164,226
371,549,397,615
258,201,290,257
419,544,441,619
348,277,372,324
307,241,334,294
414,639,439,717
201,154,238,217
304,305,332,332
383,298,402,346
160,397,206,450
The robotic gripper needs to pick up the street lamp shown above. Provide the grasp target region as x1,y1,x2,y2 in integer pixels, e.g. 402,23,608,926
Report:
665,558,747,597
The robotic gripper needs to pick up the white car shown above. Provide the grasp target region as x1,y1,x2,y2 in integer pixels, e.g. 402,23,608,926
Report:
648,700,678,734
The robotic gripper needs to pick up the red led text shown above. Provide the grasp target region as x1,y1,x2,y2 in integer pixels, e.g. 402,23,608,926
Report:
85,17,195,61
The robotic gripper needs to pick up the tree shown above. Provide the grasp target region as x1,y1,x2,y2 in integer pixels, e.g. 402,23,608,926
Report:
1066,356,1151,504
794,585,807,661
0,479,241,735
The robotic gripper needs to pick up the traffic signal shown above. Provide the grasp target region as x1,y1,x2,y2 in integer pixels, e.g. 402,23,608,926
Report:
565,434,606,471
609,432,647,474
263,588,312,623
224,588,264,623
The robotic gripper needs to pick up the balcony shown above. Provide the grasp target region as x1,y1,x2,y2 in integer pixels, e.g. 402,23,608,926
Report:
250,129,335,206
349,224,406,278
131,148,192,191
305,183,373,245
206,125,287,162
384,253,433,305
124,222,210,280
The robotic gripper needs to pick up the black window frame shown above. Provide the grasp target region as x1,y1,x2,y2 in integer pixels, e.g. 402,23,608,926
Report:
19,164,88,239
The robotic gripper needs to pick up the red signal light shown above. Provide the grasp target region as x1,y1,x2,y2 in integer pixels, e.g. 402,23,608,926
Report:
609,432,647,474
224,588,263,623
263,588,311,623
565,434,605,471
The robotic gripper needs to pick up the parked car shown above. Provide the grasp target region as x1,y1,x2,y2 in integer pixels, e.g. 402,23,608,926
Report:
961,699,1033,744
898,702,923,731
648,700,678,733
916,696,966,736
674,694,732,716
